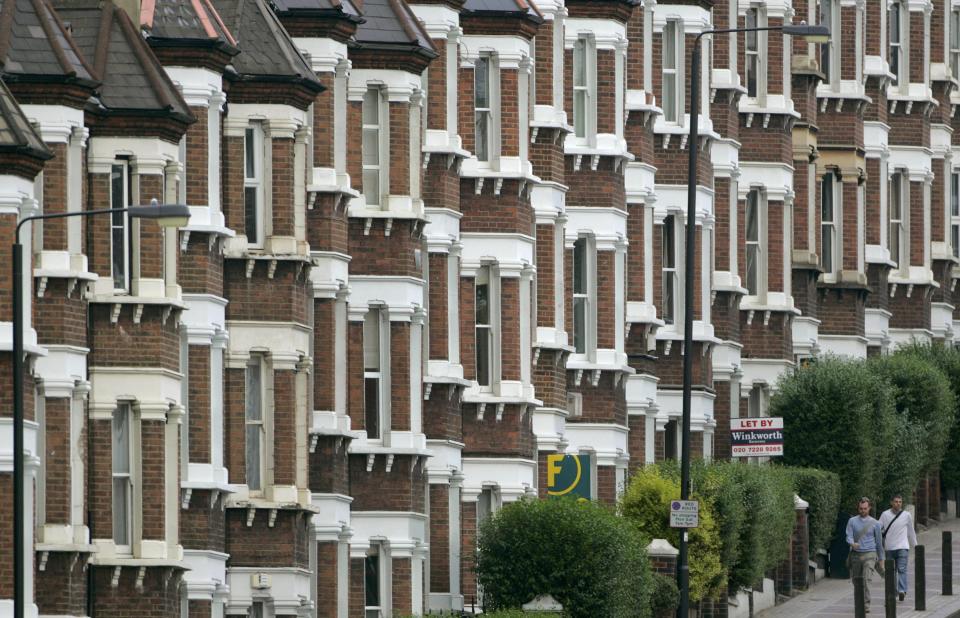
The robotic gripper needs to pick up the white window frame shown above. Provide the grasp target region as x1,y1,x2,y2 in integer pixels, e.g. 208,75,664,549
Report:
35,383,45,532
474,265,500,391
819,0,840,88
662,20,684,124
572,35,597,141
245,354,267,493
744,7,767,102
661,215,680,325
477,486,501,525
365,542,387,618
180,327,189,482
572,235,597,357
363,307,390,442
474,54,499,164
249,600,266,618
110,161,131,293
244,124,265,247
889,170,907,270
745,188,767,299
112,402,135,553
362,86,389,208
821,171,840,278
951,171,960,259
890,1,907,89
951,8,960,80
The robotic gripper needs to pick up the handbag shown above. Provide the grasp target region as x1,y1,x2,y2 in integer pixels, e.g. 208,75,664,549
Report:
846,517,878,571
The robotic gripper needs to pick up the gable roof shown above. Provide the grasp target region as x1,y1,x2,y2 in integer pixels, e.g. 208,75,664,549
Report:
53,0,193,124
140,0,239,54
0,76,51,159
213,0,322,88
0,0,96,85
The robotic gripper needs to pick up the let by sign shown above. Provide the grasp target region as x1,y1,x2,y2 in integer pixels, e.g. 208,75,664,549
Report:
730,417,784,457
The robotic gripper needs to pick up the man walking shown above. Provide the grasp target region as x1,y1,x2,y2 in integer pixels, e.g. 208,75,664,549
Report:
879,494,917,601
847,497,885,612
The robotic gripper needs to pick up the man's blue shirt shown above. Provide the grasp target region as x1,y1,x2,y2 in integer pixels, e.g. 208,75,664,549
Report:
846,515,885,560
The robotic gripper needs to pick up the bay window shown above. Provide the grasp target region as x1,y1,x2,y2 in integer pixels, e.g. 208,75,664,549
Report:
573,35,596,139
952,9,960,79
745,189,764,296
365,543,384,618
245,354,266,492
363,307,388,440
474,54,494,162
821,172,838,275
889,171,906,268
661,215,679,325
952,172,960,259
572,237,590,354
362,86,388,208
662,20,682,123
819,0,838,85
475,267,493,387
244,124,265,246
112,403,134,550
890,1,905,87
110,161,131,292
744,8,766,100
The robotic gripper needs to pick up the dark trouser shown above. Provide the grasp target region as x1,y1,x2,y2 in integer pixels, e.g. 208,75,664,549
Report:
851,551,877,609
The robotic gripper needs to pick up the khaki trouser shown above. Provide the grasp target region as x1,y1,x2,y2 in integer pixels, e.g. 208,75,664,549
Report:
851,551,877,609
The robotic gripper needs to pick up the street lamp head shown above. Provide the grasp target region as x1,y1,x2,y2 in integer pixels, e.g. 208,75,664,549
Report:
128,199,191,228
783,23,830,43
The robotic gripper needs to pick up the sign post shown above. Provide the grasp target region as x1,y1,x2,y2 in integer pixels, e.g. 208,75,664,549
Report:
730,417,784,457
669,500,699,528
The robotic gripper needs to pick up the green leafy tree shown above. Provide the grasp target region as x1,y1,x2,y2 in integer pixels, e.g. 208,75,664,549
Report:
895,342,960,488
772,356,897,512
620,466,725,601
475,497,653,618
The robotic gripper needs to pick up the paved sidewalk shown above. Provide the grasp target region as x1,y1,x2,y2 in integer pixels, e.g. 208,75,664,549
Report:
758,515,960,618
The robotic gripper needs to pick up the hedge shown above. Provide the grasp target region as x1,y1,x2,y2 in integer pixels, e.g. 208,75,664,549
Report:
867,352,955,496
773,356,897,512
895,342,960,488
620,465,725,601
782,466,841,559
475,496,653,618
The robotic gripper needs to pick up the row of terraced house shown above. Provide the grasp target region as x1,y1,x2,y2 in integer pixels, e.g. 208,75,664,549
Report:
0,0,956,614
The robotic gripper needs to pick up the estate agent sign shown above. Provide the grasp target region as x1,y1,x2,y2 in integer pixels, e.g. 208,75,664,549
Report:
730,417,784,457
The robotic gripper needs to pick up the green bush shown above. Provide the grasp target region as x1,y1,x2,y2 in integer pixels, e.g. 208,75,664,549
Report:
475,496,652,618
620,466,725,601
783,467,841,559
773,356,897,512
895,342,960,488
868,352,955,497
693,461,747,578
650,573,679,618
723,463,795,589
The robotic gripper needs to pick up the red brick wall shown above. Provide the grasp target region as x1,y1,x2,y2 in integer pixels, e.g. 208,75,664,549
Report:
462,403,536,458
309,435,351,495
185,106,209,207
179,233,224,295
35,550,89,617
428,252,449,360
348,219,422,278
429,483,450,593
180,489,225,552
315,542,340,618
223,259,310,325
348,453,427,513
90,566,183,618
137,174,166,280
188,345,211,463
34,279,87,348
41,397,72,524
41,143,68,251
88,305,180,372
307,193,349,254
225,508,311,568
140,420,167,540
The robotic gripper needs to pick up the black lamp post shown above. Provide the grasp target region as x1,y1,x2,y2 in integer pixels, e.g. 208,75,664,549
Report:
676,23,829,618
12,200,190,618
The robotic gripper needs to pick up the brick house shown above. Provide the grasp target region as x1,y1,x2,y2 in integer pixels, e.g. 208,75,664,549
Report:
2,0,960,616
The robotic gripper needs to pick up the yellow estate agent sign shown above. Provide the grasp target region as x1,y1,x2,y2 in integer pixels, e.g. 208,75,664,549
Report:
546,453,593,499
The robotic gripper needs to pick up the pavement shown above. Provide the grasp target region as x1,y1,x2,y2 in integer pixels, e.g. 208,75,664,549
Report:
758,514,960,618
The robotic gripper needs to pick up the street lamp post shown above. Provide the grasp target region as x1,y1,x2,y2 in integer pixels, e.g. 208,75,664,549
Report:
677,23,829,618
12,201,190,618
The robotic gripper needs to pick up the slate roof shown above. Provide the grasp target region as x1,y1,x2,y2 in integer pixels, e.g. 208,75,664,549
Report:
0,0,96,84
54,0,192,120
463,0,541,20
140,0,238,53
270,0,361,20
0,76,51,157
353,0,434,55
213,0,322,87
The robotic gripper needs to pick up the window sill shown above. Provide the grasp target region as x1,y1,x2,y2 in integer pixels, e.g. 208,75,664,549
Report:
88,293,186,309
564,135,633,161
180,480,237,494
626,301,665,326
36,542,96,554
225,496,320,513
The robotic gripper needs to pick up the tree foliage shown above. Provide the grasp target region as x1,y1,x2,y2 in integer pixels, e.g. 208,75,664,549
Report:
476,496,653,618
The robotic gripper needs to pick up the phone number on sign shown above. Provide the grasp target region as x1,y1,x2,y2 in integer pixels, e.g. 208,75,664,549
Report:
732,444,783,455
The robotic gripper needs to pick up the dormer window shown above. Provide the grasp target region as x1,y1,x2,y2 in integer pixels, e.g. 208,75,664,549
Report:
244,124,265,247
573,35,596,139
474,54,496,162
362,86,389,208
110,161,131,292
662,20,683,123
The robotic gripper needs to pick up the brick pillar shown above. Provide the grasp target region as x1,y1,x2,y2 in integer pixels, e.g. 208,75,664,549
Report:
792,496,810,591
646,539,678,576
